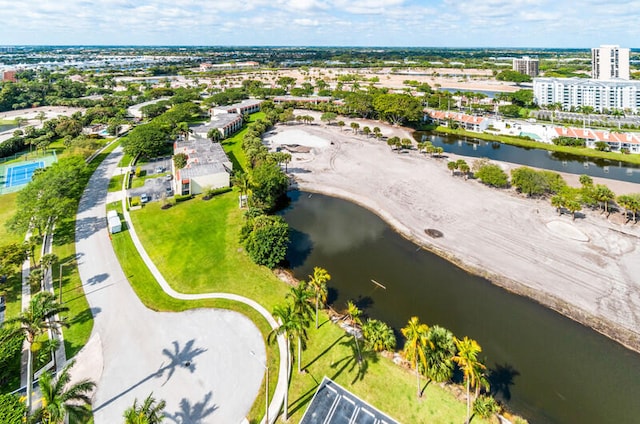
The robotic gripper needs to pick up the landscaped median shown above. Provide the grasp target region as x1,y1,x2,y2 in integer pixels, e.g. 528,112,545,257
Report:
111,191,493,423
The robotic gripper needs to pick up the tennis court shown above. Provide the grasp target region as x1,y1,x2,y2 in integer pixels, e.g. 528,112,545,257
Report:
4,161,44,188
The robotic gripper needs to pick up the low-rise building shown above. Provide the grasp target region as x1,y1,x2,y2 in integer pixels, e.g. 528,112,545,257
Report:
553,126,640,153
192,113,243,139
273,95,332,104
426,110,489,132
173,139,232,195
212,99,262,116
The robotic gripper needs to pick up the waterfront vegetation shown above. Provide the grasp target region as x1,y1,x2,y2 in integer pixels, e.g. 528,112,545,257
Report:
435,126,640,166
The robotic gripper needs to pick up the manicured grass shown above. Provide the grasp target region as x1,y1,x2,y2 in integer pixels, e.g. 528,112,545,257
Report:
222,112,266,173
0,192,20,244
126,192,496,424
107,174,125,192
436,126,640,165
118,151,134,167
130,191,289,306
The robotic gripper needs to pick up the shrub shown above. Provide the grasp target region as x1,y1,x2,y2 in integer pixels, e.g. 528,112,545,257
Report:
173,153,188,169
475,164,509,188
175,194,193,203
473,395,501,419
0,393,27,424
130,196,140,207
243,215,289,268
135,166,141,177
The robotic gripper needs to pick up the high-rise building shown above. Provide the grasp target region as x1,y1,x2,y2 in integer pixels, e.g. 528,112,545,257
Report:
591,45,630,80
512,56,539,77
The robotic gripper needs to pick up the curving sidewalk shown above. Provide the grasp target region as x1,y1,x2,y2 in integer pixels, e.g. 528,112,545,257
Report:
119,155,288,424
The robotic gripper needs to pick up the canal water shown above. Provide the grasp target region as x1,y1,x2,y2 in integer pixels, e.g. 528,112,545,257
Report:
281,191,640,424
415,131,640,184
0,123,18,133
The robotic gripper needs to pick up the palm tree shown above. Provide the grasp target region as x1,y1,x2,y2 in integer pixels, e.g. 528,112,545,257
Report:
350,122,360,134
594,184,615,215
124,393,167,424
33,359,95,424
268,303,308,420
401,316,430,397
337,120,345,131
286,282,314,325
308,267,331,329
345,301,363,363
453,336,487,424
362,318,396,352
1,291,68,412
424,325,456,384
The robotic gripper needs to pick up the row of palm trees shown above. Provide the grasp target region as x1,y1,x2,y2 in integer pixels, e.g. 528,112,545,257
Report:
267,266,490,424
401,316,488,424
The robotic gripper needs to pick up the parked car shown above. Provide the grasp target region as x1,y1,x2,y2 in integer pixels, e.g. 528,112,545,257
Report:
155,166,164,174
164,174,173,181
165,187,173,196
140,193,150,203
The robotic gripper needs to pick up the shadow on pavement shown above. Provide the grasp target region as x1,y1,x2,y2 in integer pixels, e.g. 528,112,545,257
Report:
165,391,218,423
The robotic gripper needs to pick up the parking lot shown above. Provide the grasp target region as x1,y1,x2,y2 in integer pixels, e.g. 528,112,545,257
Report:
129,157,175,202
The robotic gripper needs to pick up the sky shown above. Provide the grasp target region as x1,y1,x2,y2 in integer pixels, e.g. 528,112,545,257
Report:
0,0,639,48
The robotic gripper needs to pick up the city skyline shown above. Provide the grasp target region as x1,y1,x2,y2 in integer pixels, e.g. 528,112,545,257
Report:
1,0,639,48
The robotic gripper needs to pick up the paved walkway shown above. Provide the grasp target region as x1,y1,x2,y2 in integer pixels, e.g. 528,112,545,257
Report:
73,146,287,424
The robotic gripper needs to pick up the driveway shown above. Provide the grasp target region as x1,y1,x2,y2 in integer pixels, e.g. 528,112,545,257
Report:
73,146,265,423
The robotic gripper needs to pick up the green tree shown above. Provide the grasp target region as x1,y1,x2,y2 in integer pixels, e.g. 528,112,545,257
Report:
362,319,396,352
267,303,305,421
350,121,360,134
345,301,363,363
243,215,289,268
401,316,430,398
320,112,337,125
447,161,458,176
206,128,222,143
424,325,456,384
0,292,69,412
0,393,27,424
475,164,508,188
123,393,166,424
473,395,501,420
32,359,95,424
337,120,345,131
593,184,615,214
250,161,288,212
511,167,548,197
122,124,169,159
617,193,640,223
308,267,330,329
453,336,487,424
373,93,422,125
0,242,28,278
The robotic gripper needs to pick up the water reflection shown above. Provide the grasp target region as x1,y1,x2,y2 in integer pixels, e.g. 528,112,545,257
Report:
415,131,640,183
282,192,640,424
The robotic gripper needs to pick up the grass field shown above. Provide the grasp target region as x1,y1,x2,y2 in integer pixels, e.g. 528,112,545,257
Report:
124,190,493,423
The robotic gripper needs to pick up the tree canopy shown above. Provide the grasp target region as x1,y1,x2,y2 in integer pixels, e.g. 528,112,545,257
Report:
122,123,170,159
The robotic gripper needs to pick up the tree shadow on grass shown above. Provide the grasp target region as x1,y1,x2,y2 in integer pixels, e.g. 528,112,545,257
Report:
287,377,322,417
330,338,378,385
303,334,347,372
165,391,217,423
52,218,75,246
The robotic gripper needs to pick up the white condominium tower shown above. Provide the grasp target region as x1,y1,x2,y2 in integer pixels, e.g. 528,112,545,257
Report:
591,45,630,80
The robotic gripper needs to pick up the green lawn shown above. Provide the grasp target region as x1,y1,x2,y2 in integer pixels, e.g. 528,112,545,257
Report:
108,174,125,192
221,112,266,173
124,191,495,424
0,192,20,244
436,126,640,165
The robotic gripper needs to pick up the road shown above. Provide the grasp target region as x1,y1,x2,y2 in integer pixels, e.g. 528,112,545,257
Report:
73,146,266,423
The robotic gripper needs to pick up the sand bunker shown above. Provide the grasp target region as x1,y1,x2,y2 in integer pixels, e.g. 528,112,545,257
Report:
264,128,330,148
546,220,590,242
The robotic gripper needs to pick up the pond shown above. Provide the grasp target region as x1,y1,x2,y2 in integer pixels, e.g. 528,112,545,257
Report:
0,123,18,133
414,131,640,184
281,191,640,424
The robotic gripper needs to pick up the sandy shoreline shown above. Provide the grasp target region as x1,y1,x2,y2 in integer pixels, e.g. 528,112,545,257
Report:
265,115,640,352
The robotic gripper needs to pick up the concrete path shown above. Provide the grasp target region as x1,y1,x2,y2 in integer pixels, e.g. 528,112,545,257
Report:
73,147,274,423
118,150,289,424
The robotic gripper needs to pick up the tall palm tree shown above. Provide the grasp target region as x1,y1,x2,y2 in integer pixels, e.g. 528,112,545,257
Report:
286,281,314,324
401,316,430,398
453,336,487,424
345,301,363,363
124,393,167,424
308,267,331,329
1,291,68,412
32,359,95,424
268,303,308,420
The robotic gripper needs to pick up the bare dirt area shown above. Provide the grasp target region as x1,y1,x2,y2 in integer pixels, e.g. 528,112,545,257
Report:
265,116,640,352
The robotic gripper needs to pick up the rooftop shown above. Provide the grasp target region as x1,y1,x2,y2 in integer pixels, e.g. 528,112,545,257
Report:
300,377,398,424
